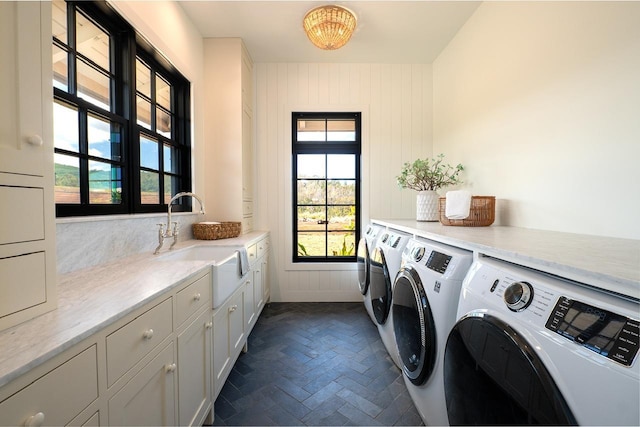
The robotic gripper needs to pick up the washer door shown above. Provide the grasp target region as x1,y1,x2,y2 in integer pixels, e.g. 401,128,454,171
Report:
393,266,437,385
444,313,577,425
357,238,369,295
370,247,392,325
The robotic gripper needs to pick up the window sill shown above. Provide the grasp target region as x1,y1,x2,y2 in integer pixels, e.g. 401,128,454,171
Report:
285,261,357,272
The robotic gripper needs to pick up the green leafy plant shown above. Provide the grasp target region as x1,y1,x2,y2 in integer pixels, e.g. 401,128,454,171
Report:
396,154,464,191
297,242,309,256
332,236,355,256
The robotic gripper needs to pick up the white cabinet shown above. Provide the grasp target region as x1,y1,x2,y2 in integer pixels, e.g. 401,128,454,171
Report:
212,287,244,398
177,307,212,427
106,298,173,387
243,275,256,332
108,341,177,426
0,1,57,332
203,38,254,233
0,345,98,426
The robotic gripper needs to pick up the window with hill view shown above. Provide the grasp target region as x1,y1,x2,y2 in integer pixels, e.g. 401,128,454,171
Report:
52,0,191,216
292,112,361,262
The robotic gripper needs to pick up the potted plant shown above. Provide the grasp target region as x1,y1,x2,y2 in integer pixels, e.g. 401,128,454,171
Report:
396,154,464,221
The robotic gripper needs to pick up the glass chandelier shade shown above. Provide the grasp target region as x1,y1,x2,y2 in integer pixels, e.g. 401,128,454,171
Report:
303,5,357,50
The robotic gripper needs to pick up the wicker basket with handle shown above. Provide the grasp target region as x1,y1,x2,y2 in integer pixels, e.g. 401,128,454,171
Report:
192,221,241,240
439,196,495,227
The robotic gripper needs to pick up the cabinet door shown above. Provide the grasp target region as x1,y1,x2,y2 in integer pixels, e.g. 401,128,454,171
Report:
262,255,270,304
212,305,231,398
241,105,253,204
177,309,212,427
228,291,245,356
0,2,46,176
108,342,177,426
253,262,264,314
243,277,255,331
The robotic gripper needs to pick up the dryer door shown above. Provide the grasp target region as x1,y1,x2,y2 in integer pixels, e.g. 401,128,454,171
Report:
393,266,437,385
356,238,369,295
370,247,392,325
444,313,577,425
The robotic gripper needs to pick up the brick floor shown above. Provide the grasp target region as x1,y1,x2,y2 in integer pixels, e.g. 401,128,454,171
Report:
212,302,423,426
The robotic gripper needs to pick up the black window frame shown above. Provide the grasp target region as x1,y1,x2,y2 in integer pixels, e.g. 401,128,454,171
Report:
292,112,361,263
52,0,192,217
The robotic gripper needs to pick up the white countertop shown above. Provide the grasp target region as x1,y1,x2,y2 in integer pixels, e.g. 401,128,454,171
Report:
0,231,268,389
373,219,640,299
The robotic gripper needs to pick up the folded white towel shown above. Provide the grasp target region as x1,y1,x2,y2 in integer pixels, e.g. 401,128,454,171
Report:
445,190,472,220
237,248,250,276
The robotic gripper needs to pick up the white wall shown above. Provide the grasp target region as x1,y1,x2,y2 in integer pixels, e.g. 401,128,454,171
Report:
254,63,433,301
57,2,206,272
433,1,640,239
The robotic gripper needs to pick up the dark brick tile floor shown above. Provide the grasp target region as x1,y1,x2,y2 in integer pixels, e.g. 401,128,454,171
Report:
211,302,423,426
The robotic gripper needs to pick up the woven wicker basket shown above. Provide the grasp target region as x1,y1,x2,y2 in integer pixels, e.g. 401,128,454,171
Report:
439,196,495,227
192,221,241,240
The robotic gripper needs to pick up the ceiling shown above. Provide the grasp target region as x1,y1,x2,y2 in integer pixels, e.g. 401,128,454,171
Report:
179,1,481,63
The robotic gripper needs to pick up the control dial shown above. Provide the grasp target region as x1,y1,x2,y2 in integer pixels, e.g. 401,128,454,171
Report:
503,281,534,312
412,246,425,262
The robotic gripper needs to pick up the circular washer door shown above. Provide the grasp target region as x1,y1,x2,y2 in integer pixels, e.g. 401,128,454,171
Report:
357,238,369,295
444,313,577,425
370,247,392,325
393,266,437,385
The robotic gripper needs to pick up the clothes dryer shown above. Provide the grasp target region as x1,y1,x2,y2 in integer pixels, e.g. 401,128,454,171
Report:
392,237,473,426
370,229,411,369
357,223,385,324
444,257,640,426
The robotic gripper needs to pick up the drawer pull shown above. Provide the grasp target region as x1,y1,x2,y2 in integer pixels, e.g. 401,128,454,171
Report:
229,304,238,313
142,329,154,340
25,412,45,427
205,321,213,329
25,134,43,147
165,363,177,373
193,293,201,301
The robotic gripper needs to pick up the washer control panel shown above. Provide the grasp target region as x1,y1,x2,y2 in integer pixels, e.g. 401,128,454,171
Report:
546,296,640,367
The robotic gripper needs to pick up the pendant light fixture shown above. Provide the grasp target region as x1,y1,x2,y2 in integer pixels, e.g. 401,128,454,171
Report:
303,5,357,50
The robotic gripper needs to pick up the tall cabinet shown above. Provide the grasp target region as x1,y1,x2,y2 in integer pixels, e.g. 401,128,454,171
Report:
203,38,254,233
0,2,57,331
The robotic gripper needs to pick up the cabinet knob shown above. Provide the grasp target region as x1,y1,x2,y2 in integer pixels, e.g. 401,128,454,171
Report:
205,321,213,329
25,135,43,147
194,293,201,301
165,363,177,373
25,412,45,427
142,329,154,340
229,304,238,313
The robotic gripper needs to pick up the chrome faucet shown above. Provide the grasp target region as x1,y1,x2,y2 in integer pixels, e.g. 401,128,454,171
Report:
154,192,206,254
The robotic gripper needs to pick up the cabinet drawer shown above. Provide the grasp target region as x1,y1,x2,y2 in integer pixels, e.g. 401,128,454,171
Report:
242,201,253,217
256,238,268,259
242,216,253,234
106,298,173,387
247,244,257,266
176,273,211,327
0,185,44,244
0,345,98,426
0,251,46,319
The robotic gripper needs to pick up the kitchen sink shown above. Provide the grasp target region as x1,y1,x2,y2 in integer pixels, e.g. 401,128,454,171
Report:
156,245,245,308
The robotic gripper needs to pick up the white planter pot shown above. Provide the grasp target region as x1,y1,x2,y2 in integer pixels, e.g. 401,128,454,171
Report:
416,190,440,222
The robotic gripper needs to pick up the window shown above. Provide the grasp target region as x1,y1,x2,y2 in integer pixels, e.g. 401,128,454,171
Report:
292,112,361,262
52,0,191,216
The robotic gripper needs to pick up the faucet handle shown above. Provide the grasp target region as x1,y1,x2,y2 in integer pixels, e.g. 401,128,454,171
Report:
172,221,178,233
157,223,165,232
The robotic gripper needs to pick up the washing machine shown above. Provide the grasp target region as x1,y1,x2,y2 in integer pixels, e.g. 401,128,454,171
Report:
370,228,411,369
444,257,640,426
392,237,473,426
357,223,385,323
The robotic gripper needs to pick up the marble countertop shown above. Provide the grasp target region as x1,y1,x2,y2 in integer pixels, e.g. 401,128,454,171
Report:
372,219,640,299
0,231,268,389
